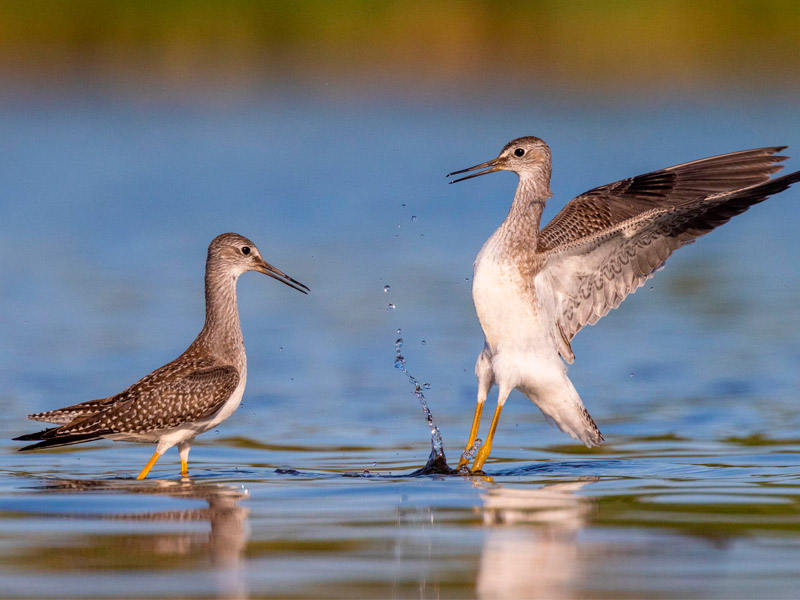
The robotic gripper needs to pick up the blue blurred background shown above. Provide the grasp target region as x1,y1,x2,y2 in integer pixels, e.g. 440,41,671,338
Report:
1,0,799,461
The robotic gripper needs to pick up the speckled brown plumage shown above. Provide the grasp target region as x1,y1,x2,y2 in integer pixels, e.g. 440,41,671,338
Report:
537,146,788,253
14,232,308,478
20,356,240,446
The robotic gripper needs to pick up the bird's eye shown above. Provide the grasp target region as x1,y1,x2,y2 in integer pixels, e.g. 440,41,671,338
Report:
241,246,251,256
514,148,525,157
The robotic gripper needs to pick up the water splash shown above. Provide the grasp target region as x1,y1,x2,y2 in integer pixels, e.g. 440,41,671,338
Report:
460,438,482,461
394,330,445,460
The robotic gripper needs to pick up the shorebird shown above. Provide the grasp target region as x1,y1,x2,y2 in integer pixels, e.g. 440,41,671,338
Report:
448,137,800,472
14,232,308,479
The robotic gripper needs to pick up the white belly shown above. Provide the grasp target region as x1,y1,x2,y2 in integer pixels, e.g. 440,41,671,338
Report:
472,242,564,392
473,249,551,351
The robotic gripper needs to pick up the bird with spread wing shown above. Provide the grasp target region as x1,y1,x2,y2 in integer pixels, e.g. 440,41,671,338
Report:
448,138,800,472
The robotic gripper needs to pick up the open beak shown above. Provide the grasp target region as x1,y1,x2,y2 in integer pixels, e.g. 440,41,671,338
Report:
255,258,310,294
446,157,503,184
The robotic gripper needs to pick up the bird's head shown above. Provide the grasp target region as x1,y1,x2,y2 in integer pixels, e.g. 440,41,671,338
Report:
207,232,309,294
447,136,552,184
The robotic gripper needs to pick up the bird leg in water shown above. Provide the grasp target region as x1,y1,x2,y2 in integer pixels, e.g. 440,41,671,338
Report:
178,441,191,477
457,400,485,469
137,451,162,480
471,389,510,472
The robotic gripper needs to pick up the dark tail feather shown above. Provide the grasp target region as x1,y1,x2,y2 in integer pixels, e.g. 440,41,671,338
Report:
14,429,108,451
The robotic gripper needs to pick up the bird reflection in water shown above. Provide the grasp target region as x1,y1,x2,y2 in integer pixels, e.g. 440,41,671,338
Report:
27,478,249,598
476,478,597,600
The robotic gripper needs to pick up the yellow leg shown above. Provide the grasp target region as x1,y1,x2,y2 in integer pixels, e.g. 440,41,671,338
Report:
137,451,161,480
180,458,188,477
471,401,505,472
457,400,485,469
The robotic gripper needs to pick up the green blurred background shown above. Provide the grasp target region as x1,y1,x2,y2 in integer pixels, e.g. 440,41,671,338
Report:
2,0,799,101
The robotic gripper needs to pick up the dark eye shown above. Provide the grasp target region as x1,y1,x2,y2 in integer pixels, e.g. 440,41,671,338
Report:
514,148,525,157
241,246,251,256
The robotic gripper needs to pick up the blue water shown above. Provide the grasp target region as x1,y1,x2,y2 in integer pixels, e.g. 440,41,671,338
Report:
1,89,800,598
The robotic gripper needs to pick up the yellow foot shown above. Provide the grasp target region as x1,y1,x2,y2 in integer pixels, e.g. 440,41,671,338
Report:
180,459,188,478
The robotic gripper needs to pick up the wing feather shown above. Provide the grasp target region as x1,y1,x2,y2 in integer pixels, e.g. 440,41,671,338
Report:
537,166,800,362
538,147,788,253
16,360,240,448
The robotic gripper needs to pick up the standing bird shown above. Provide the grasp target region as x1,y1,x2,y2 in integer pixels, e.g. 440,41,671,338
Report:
447,137,800,472
15,232,308,479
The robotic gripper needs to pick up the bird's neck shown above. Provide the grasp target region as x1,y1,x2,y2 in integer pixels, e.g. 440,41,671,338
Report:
499,175,550,245
198,268,245,363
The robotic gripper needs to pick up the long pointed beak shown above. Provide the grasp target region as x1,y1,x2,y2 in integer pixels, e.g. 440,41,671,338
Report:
255,258,310,294
446,158,502,184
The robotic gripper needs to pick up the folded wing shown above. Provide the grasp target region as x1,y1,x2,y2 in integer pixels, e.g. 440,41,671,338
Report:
15,362,240,450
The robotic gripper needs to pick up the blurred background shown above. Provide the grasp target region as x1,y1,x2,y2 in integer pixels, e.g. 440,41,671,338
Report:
3,0,800,100
2,0,800,455
2,0,800,453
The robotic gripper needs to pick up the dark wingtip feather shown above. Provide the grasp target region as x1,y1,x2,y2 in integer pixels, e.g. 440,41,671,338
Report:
14,430,107,451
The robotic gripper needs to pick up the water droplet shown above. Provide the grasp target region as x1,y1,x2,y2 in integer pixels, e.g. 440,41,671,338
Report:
421,340,426,345
630,372,634,377
397,328,402,335
279,346,284,352
395,338,403,348
372,462,377,467
388,303,395,310
394,357,405,368
411,215,417,222
362,469,370,476
650,286,654,290
383,285,390,293
461,438,482,459
401,203,406,208
422,382,431,390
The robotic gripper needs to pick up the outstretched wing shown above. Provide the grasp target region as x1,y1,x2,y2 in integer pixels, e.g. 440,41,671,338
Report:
535,147,798,363
16,363,240,450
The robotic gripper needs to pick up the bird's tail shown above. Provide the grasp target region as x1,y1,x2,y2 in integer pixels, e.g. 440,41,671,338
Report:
13,429,108,451
524,375,604,447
